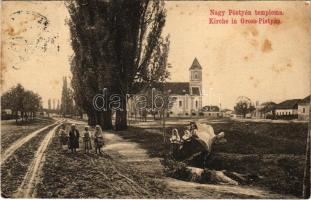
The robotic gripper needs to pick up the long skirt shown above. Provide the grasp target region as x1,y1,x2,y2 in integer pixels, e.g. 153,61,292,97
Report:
69,138,79,149
94,137,104,148
84,138,92,150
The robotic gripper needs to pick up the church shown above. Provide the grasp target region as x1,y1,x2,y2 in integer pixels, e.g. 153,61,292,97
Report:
165,58,203,116
127,58,203,118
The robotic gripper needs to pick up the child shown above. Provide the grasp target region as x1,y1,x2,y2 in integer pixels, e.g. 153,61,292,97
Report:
58,124,68,150
170,129,181,156
83,126,92,153
170,128,181,143
94,125,104,154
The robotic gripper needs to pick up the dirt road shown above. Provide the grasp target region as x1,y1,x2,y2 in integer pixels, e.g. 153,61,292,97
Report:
1,118,297,198
1,121,59,164
14,124,62,198
1,119,62,197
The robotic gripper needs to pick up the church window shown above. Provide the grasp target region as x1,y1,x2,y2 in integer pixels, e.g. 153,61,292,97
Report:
179,101,183,107
192,87,200,95
194,73,198,79
196,100,198,108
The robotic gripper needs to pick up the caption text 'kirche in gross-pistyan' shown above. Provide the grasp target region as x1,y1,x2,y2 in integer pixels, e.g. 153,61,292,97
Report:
209,9,284,25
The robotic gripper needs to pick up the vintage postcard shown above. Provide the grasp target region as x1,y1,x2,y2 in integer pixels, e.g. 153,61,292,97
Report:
1,0,310,199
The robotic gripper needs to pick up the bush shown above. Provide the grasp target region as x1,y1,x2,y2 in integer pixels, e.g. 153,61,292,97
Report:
162,157,192,181
1,114,17,120
275,114,298,120
266,114,275,119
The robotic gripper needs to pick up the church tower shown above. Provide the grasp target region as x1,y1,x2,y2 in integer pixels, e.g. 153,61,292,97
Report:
189,58,203,111
189,58,202,96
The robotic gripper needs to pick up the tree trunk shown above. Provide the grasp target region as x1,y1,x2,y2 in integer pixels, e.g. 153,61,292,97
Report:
115,110,127,130
88,112,96,126
303,129,311,198
15,110,18,124
97,111,112,130
95,111,102,126
115,96,127,130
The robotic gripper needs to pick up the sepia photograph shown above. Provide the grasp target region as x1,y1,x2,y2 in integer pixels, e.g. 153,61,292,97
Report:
1,0,310,199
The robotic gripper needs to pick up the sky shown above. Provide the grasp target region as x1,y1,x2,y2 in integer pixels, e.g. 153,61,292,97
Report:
1,1,310,109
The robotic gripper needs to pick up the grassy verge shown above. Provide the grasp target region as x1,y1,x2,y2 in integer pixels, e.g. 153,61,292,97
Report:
113,121,308,197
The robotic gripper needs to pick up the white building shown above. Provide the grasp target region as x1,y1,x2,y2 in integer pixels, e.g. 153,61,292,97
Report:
165,58,203,116
298,95,310,120
275,99,300,119
129,58,203,117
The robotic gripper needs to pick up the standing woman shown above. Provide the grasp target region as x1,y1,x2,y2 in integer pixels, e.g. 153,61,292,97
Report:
58,124,68,150
69,124,80,153
94,125,104,154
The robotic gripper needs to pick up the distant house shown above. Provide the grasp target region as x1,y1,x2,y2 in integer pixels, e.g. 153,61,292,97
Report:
221,109,233,118
2,109,13,115
252,103,265,119
201,105,221,117
298,95,310,121
275,99,300,119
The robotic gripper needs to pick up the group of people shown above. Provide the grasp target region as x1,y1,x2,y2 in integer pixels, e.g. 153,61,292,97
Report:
169,121,209,155
170,121,198,144
58,124,104,154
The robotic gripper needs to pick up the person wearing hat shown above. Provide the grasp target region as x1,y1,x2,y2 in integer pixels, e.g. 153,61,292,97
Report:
68,124,80,153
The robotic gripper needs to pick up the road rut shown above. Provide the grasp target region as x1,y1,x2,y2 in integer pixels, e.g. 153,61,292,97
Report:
14,123,62,198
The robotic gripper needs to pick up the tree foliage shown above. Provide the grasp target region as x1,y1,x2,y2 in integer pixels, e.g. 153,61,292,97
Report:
234,96,255,118
259,101,276,114
67,0,169,130
60,77,75,117
1,84,42,122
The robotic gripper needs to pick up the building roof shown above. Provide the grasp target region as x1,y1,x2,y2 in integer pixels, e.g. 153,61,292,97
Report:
202,105,220,112
299,95,310,104
189,58,202,70
132,82,193,96
164,82,190,95
275,99,301,109
221,108,232,112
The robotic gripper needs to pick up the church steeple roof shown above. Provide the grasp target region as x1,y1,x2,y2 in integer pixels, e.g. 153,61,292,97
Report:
189,58,202,70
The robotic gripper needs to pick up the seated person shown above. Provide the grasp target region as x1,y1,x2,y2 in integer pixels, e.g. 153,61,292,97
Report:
190,121,199,137
170,128,181,143
182,127,192,142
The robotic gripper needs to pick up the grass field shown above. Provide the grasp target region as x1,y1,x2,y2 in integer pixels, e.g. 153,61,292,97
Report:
115,119,308,197
1,118,54,152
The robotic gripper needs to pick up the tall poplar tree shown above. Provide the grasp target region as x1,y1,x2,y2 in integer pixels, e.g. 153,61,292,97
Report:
67,0,170,130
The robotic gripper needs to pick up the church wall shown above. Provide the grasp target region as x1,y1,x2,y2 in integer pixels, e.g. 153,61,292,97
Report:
168,95,202,117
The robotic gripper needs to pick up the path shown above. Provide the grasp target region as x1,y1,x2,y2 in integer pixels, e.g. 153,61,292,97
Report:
14,123,62,198
1,121,59,164
103,131,295,199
